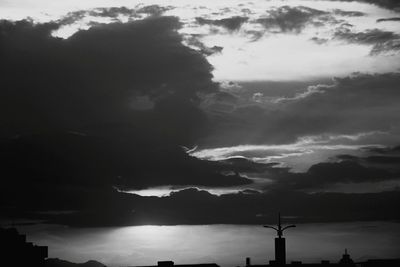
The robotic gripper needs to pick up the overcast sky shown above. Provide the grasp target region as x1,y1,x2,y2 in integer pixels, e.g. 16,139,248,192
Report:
1,0,400,227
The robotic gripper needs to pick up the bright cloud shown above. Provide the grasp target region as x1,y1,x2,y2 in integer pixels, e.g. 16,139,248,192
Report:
190,132,388,171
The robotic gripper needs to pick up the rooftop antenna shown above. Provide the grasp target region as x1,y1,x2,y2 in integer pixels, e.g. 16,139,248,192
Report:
263,212,296,238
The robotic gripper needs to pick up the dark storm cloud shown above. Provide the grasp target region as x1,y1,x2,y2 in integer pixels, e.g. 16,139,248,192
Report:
151,188,400,225
268,160,399,191
0,133,252,191
195,16,249,31
310,23,400,54
364,145,400,154
0,17,216,137
58,8,138,25
238,7,363,40
219,157,279,174
1,135,399,226
1,6,399,228
323,0,400,10
310,36,329,44
58,10,89,25
4,187,399,226
185,35,223,56
370,39,400,54
135,5,173,16
377,17,400,22
2,134,399,226
339,145,400,167
0,16,257,203
210,153,400,192
90,7,138,18
201,73,400,147
271,73,400,139
57,5,173,25
255,6,333,33
283,73,400,109
332,9,365,17
334,27,393,44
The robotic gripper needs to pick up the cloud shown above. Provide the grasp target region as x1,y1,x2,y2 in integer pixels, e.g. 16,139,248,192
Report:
1,3,400,228
57,5,173,26
270,160,399,191
135,5,173,16
198,73,400,148
0,16,258,219
184,34,223,56
255,6,332,33
332,9,365,17
270,145,400,192
1,136,399,226
195,16,249,32
58,10,89,25
192,141,400,193
370,39,400,55
333,28,400,54
275,73,400,139
90,7,138,18
376,17,400,23
3,187,399,226
327,0,400,10
340,145,400,168
0,17,216,138
4,134,399,226
0,132,253,190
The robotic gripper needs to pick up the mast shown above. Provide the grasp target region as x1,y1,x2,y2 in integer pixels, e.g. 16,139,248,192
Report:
263,213,296,266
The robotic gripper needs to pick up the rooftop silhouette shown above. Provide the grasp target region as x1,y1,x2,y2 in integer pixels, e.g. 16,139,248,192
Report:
131,261,220,267
2,224,400,267
245,213,400,267
0,227,48,267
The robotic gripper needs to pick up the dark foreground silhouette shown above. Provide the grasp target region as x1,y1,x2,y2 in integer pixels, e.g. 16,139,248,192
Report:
45,259,106,267
1,226,399,267
251,214,400,267
1,227,47,267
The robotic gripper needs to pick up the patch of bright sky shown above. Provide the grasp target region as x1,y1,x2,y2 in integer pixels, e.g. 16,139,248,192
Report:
1,0,400,81
126,185,264,197
206,34,397,81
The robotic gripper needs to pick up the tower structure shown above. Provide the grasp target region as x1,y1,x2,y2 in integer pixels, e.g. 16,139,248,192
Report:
339,249,355,266
263,213,295,266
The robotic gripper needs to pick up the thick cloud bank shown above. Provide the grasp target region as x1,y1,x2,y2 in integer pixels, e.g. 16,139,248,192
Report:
0,17,252,219
1,5,400,226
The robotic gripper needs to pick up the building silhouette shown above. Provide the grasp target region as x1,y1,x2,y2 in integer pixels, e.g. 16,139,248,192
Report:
131,261,220,267
0,227,48,267
338,249,354,266
244,214,400,267
2,222,400,267
245,248,400,267
263,213,296,265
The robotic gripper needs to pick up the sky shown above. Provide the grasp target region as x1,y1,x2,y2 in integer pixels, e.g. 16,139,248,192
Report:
1,0,400,232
